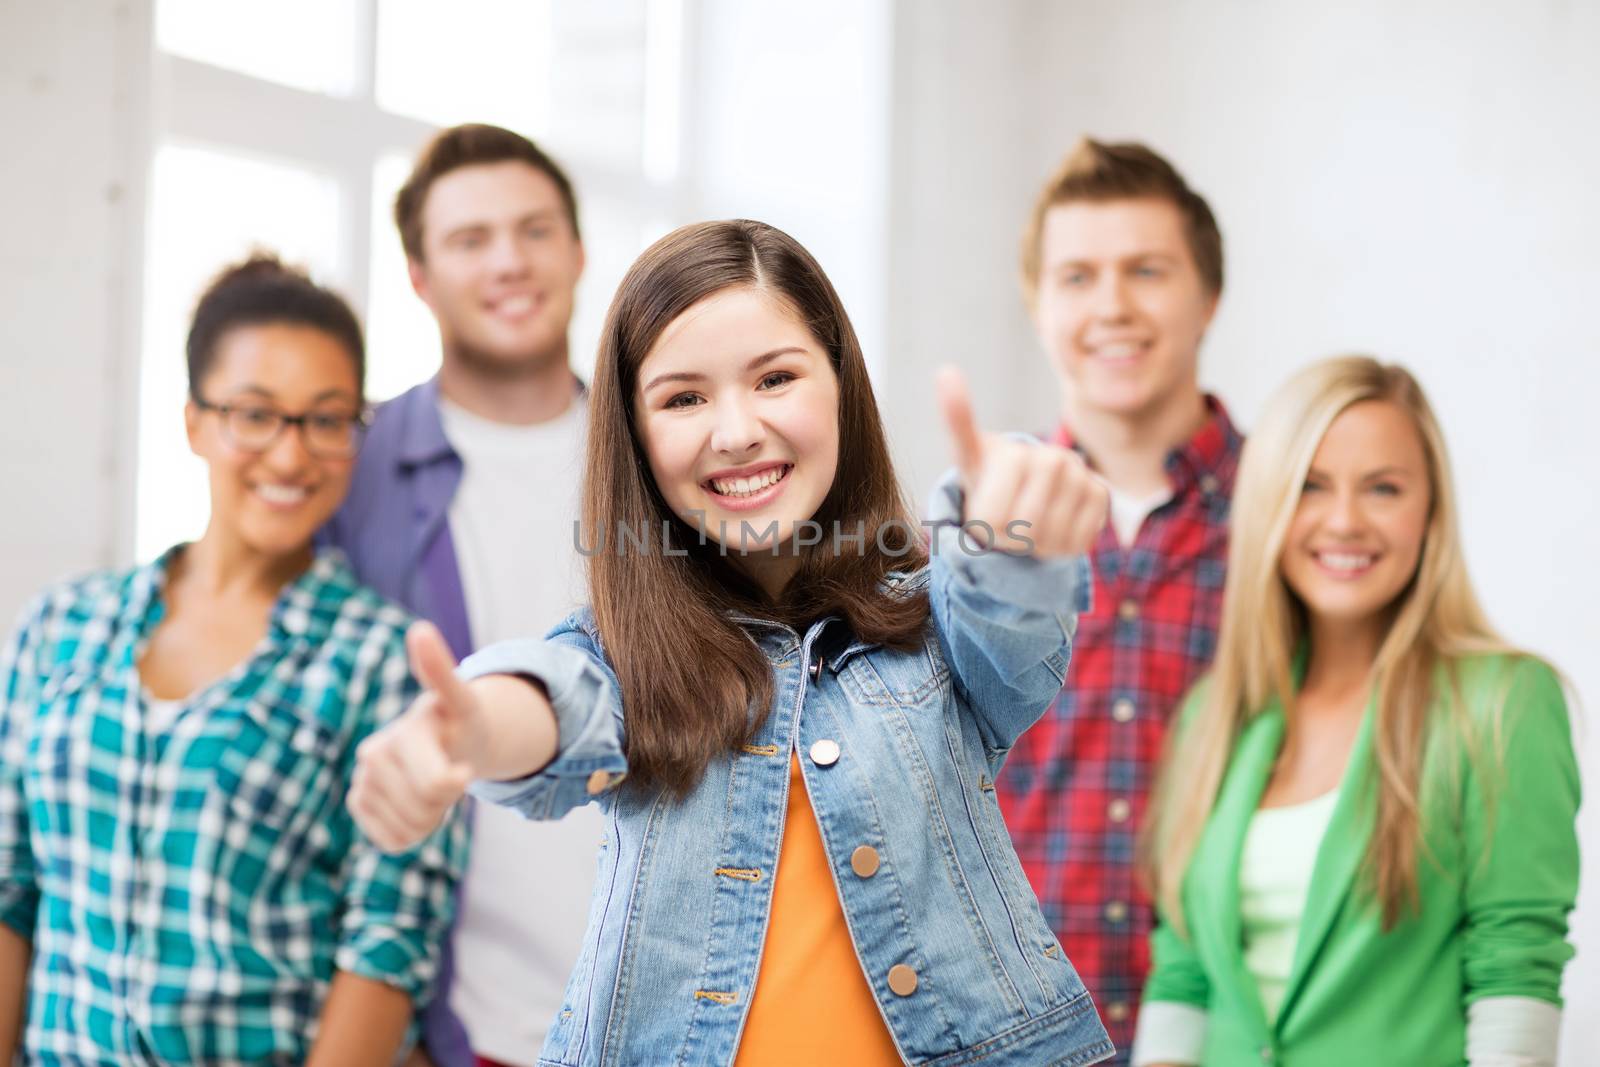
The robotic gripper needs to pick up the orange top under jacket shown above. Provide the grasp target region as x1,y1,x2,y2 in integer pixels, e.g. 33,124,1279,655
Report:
732,756,904,1066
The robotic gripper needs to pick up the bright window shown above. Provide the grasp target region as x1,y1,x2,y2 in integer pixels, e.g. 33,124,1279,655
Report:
366,153,442,402
136,145,342,560
374,0,554,135
137,0,686,562
155,0,363,96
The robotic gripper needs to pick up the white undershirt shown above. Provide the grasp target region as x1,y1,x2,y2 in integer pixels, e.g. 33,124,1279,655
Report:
439,396,588,655
143,695,185,733
439,395,603,1066
1239,788,1341,1023
1107,484,1173,547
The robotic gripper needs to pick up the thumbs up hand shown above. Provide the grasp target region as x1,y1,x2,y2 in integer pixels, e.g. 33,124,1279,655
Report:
936,367,1108,558
349,620,483,852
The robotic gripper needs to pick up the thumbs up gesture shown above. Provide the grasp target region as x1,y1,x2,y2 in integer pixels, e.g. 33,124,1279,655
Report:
349,620,483,852
936,367,1108,558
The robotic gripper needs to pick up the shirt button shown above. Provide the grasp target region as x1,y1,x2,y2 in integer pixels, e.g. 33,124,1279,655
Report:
1200,474,1220,495
887,964,919,996
1118,598,1140,622
585,770,613,796
1105,900,1128,924
809,739,841,767
850,846,880,878
1105,1000,1130,1022
1112,698,1136,723
809,657,824,681
1108,798,1131,823
1259,1045,1275,1063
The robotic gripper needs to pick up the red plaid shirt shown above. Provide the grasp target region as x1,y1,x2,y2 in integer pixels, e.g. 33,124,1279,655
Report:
997,397,1241,1061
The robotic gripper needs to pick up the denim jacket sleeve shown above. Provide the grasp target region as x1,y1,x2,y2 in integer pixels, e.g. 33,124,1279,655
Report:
458,611,629,821
925,461,1092,759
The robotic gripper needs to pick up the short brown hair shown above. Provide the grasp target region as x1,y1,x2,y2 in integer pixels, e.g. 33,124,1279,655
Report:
1020,137,1223,305
394,123,581,261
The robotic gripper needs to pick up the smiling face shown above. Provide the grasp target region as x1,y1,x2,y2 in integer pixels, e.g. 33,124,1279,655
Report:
1032,197,1217,423
408,160,585,373
186,323,363,559
1279,399,1434,639
634,286,840,583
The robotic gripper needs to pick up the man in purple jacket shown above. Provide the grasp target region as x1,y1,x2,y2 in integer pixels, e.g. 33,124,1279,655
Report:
323,124,594,1067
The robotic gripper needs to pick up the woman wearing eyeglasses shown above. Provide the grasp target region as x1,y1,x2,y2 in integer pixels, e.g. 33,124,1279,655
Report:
0,254,465,1065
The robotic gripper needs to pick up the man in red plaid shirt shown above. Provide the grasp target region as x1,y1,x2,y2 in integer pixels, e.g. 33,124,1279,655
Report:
999,139,1242,1063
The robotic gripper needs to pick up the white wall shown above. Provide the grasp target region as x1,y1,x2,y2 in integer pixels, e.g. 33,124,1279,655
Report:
883,0,1043,498
686,0,893,380
0,0,147,617
901,0,1600,1058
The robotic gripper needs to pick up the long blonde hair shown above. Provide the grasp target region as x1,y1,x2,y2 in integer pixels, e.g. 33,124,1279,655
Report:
1143,356,1516,932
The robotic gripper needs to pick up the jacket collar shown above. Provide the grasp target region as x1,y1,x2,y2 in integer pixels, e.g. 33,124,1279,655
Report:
104,545,358,688
399,372,591,469
1051,393,1240,499
1188,653,1379,1035
1279,699,1377,1023
723,567,927,670
397,376,458,469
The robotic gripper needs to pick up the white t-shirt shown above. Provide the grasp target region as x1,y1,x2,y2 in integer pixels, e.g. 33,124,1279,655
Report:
439,395,602,1067
1107,483,1173,548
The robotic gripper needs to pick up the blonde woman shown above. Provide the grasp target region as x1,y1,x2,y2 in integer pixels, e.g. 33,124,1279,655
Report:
1131,357,1579,1067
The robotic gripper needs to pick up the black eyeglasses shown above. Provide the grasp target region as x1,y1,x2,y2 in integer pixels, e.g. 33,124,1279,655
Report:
193,396,372,459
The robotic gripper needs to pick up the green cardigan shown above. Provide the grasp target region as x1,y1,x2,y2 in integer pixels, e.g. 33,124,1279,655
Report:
1142,654,1579,1066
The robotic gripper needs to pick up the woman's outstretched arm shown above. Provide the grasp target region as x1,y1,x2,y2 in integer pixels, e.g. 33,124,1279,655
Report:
349,620,558,852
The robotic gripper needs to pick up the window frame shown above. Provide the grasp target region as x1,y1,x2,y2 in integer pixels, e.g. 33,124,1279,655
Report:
129,0,694,561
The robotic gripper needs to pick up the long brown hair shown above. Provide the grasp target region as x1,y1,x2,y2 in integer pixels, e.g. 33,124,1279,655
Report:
585,219,930,796
1142,356,1528,932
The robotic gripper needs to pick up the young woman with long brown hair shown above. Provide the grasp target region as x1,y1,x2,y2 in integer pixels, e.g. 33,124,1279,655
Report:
347,219,1117,1066
1132,357,1580,1067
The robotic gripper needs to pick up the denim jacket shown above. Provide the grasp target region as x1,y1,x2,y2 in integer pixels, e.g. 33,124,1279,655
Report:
460,476,1115,1067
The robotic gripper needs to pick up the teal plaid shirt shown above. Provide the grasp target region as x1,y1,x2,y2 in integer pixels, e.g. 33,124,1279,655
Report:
0,547,466,1065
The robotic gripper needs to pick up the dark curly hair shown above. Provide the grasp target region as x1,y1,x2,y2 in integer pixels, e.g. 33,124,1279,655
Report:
185,252,365,397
